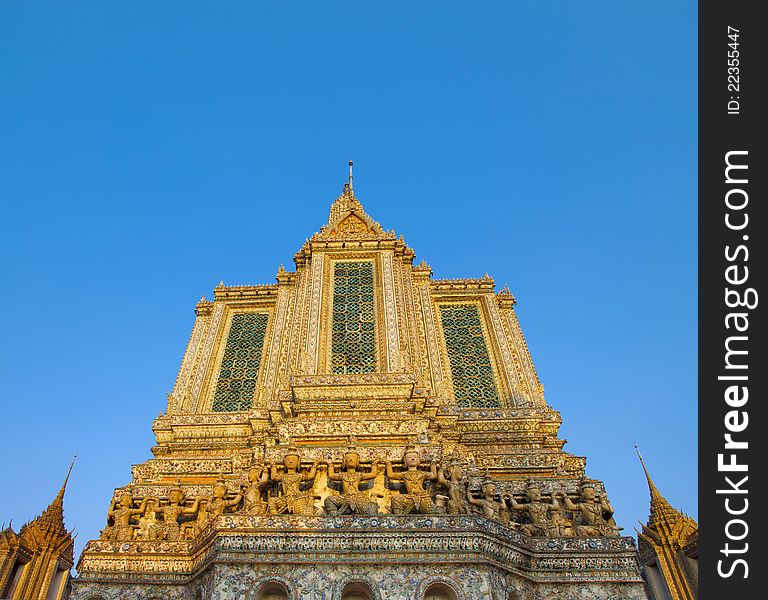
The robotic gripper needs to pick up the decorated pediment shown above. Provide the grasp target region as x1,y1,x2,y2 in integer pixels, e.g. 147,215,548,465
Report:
314,187,393,241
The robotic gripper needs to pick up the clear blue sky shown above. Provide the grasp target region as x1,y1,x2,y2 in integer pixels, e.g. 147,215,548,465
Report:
0,1,696,561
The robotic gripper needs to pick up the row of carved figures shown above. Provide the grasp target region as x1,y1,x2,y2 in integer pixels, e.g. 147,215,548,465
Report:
102,446,620,542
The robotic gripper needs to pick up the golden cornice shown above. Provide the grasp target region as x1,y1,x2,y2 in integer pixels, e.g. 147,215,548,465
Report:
430,276,496,295
213,284,279,301
290,372,417,399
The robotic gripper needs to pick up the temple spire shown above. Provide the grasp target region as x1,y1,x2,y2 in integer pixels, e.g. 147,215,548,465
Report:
33,454,76,536
634,444,680,528
348,160,354,195
57,453,76,501
634,444,658,495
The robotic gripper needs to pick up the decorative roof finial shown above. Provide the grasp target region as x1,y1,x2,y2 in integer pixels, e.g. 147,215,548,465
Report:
56,453,76,502
635,443,680,527
348,160,354,195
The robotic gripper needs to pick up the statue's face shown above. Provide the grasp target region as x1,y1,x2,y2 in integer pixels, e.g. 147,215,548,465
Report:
169,490,182,504
449,464,463,480
527,487,541,502
213,484,226,499
344,452,360,470
284,454,300,470
120,494,133,508
581,486,596,501
483,483,496,497
403,451,420,468
248,467,262,483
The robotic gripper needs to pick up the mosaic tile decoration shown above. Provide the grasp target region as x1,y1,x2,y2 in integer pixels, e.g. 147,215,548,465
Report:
331,261,376,374
439,304,500,407
212,312,269,411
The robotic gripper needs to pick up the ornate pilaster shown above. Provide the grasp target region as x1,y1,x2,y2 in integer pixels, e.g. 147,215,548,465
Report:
171,299,211,414
483,295,529,407
304,253,325,374
380,251,402,371
413,264,450,399
259,268,294,403
188,301,225,413
497,288,545,406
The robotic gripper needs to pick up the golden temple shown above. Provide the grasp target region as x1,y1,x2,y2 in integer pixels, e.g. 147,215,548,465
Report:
4,168,652,599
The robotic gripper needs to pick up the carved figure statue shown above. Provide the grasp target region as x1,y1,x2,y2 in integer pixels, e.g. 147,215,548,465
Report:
507,480,571,537
157,486,200,541
386,446,438,515
267,446,320,515
189,497,211,537
103,490,147,541
559,480,619,537
241,464,270,514
136,498,164,541
437,459,467,514
207,478,242,519
467,476,507,522
323,449,379,515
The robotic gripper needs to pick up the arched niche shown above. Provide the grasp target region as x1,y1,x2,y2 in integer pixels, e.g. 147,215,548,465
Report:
340,581,375,600
424,582,459,600
256,581,291,600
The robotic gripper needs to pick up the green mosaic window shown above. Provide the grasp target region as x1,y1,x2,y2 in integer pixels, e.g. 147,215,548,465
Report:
439,304,500,408
212,312,269,412
331,261,376,374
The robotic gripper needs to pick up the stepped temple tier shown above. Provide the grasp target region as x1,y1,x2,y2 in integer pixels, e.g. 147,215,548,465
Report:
72,174,648,600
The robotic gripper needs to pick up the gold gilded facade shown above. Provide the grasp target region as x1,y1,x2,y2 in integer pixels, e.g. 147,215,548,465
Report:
72,174,648,599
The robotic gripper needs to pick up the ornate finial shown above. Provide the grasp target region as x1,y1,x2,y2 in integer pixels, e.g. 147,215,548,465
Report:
634,444,658,493
217,280,224,288
55,454,76,502
634,443,681,527
348,160,354,195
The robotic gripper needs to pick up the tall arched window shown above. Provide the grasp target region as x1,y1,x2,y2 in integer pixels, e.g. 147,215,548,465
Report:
257,582,290,600
424,582,458,600
341,581,374,600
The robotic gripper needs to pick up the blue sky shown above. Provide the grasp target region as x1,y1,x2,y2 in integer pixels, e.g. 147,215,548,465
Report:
0,1,696,560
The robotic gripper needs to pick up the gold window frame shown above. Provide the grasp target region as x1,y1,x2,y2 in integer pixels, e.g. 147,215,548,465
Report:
318,254,385,374
202,304,275,413
434,297,506,408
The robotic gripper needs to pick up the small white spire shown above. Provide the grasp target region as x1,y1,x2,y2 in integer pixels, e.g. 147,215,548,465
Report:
348,160,354,195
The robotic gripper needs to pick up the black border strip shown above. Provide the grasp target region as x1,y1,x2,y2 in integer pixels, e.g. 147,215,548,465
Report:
700,1,765,596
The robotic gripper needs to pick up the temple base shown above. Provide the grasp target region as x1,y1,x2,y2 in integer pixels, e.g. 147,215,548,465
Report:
73,515,648,600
